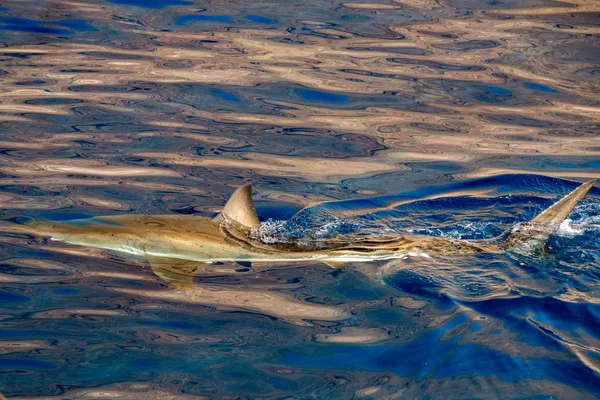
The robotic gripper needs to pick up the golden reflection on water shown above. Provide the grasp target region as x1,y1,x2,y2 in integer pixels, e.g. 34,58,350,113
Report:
0,0,598,196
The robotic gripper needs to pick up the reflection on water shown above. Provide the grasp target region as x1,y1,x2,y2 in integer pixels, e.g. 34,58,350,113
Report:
0,0,599,397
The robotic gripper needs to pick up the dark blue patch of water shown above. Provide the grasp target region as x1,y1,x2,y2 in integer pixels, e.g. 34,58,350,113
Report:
524,82,557,92
0,291,29,302
459,296,600,340
434,343,532,380
296,88,349,103
0,17,68,34
244,15,276,24
108,0,192,8
47,212,94,221
211,88,239,102
0,330,48,338
271,377,293,389
558,162,577,168
19,250,54,258
256,204,301,221
176,15,233,25
485,86,511,96
281,313,600,395
0,359,54,369
0,17,94,34
282,313,467,375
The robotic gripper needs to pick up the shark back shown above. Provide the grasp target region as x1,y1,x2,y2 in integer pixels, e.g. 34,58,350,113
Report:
503,180,596,255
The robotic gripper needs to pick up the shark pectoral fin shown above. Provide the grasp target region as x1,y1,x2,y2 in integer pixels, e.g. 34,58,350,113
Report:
146,255,207,286
323,261,347,269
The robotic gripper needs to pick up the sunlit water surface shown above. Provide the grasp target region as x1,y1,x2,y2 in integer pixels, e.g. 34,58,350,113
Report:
0,0,599,398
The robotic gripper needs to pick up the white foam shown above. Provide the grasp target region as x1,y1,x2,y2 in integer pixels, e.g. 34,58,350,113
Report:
314,219,341,238
557,219,584,236
249,219,290,244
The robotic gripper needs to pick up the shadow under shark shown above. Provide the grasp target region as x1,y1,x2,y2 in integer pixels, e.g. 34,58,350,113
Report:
14,179,596,285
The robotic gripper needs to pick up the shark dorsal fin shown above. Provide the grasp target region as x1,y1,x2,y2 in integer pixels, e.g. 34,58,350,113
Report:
219,184,261,228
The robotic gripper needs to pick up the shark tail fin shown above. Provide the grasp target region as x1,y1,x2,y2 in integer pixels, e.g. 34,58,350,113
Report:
504,179,596,255
214,184,261,228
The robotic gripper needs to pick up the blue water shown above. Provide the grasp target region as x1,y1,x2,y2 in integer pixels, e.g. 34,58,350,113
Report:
485,86,511,96
0,17,95,34
297,88,350,103
210,88,239,102
0,292,29,302
0,359,54,369
244,15,276,24
47,212,94,221
525,82,558,92
282,313,600,396
176,14,233,25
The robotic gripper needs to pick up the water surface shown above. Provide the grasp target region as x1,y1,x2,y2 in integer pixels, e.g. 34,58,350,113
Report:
0,0,599,398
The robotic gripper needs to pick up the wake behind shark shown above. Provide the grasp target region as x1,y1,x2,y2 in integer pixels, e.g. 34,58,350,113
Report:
15,179,596,284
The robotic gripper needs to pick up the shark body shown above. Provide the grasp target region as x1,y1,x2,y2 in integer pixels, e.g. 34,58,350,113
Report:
15,179,596,284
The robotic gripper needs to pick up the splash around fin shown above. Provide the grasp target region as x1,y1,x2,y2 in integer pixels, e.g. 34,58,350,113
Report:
214,184,261,228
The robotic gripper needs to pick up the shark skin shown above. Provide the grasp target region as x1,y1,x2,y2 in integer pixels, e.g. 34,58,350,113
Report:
14,180,597,285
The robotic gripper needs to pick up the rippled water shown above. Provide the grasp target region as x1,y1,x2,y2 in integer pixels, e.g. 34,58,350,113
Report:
0,0,599,398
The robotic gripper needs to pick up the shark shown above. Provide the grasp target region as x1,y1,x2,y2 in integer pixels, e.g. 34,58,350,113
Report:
13,179,596,285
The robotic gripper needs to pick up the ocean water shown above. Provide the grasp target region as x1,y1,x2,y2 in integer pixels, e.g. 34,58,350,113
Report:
0,0,599,398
